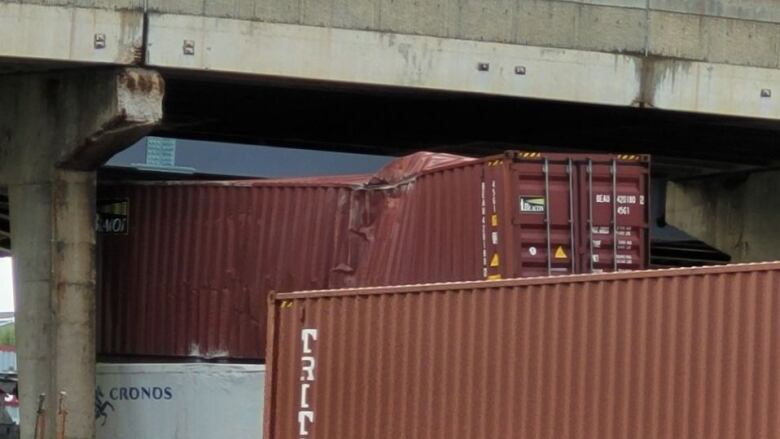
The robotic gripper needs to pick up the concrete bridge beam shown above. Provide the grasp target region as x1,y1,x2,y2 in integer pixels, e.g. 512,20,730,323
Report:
0,68,163,439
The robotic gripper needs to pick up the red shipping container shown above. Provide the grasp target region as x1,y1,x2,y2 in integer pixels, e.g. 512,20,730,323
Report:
97,151,649,360
264,262,780,439
357,151,649,285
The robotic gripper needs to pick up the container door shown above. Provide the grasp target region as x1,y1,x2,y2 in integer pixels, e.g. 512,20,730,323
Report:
577,158,649,273
508,157,577,277
480,159,508,280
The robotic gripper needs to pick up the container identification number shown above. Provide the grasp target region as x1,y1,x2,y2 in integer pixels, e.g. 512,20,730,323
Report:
596,193,644,216
596,194,644,205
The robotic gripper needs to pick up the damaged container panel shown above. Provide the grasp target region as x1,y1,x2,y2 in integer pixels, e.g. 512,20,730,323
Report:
95,157,469,361
97,151,649,361
265,262,780,439
97,180,373,360
354,159,487,286
359,152,650,285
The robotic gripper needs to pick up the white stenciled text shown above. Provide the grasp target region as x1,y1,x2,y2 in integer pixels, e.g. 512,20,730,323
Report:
298,328,318,438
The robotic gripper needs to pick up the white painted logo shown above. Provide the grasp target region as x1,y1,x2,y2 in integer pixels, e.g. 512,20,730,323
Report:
519,196,545,213
298,329,318,437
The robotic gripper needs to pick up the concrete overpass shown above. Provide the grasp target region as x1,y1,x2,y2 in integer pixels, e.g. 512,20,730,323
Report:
4,1,780,438
5,0,780,165
5,0,780,118
6,0,780,159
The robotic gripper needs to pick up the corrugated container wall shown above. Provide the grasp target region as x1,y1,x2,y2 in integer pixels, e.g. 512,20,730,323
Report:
357,152,649,285
98,151,649,360
265,262,780,439
97,181,375,359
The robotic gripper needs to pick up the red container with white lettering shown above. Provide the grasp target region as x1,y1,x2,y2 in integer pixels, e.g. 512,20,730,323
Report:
265,262,780,439
503,151,650,276
358,151,650,286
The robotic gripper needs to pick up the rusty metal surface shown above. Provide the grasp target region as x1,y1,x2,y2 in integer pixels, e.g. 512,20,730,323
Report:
97,153,465,359
265,262,780,439
356,152,649,286
97,181,369,359
98,151,648,360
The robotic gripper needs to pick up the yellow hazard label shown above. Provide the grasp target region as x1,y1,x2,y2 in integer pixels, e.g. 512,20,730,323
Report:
554,246,568,259
491,214,498,227
490,253,500,267
487,274,502,280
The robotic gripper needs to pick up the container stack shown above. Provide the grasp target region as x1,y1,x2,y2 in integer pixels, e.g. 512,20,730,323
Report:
97,151,650,362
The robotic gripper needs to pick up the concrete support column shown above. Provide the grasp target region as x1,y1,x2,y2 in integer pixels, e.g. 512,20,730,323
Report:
54,171,97,439
667,170,780,263
10,171,95,439
8,182,55,438
0,68,163,439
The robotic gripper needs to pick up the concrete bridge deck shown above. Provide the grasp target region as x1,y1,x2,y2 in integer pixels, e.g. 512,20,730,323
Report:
4,0,780,122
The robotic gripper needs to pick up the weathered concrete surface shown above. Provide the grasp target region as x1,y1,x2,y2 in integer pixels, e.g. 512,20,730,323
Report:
7,184,53,437
2,0,780,124
650,0,780,23
0,68,164,181
137,0,780,69
9,0,780,24
646,59,780,119
0,68,163,439
141,0,780,26
4,0,780,70
53,171,96,439
146,15,780,120
648,11,780,68
0,3,144,66
148,14,643,105
667,171,780,263
9,172,96,439
0,0,142,8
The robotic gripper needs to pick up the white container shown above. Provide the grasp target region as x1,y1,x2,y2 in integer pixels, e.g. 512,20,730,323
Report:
0,350,16,373
96,363,264,439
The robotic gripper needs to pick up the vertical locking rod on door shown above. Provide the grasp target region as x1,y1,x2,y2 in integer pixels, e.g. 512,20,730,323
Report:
587,160,594,273
612,159,618,272
567,159,575,274
543,158,552,276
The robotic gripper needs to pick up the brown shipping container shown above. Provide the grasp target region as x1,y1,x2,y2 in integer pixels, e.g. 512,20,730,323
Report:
357,151,649,285
97,178,375,359
265,262,780,439
98,151,649,360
